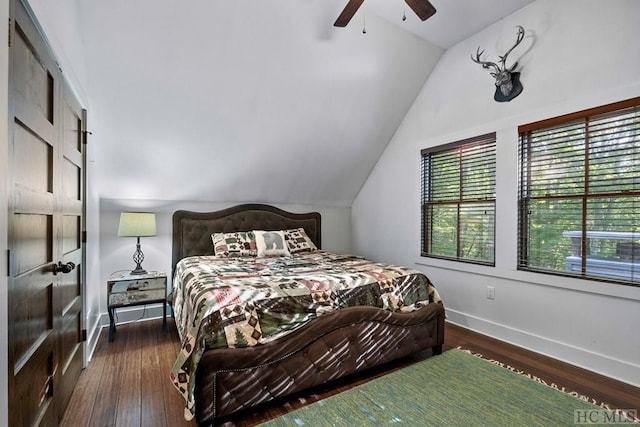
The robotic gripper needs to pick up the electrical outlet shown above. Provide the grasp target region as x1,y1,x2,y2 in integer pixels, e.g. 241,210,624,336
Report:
486,286,495,300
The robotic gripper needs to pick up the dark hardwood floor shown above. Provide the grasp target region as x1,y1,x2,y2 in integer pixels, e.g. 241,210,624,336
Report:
61,318,640,427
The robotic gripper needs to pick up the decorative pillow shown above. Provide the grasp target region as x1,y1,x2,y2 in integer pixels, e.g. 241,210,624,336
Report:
255,230,290,257
284,228,318,253
211,231,257,257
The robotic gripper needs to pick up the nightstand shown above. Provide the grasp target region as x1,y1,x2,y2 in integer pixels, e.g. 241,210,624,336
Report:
107,271,168,342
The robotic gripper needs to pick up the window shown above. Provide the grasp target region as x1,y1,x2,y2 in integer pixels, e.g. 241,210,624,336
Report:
518,97,640,286
421,134,496,265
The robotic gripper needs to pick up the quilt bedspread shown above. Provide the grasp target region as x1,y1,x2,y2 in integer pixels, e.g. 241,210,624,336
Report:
170,251,441,420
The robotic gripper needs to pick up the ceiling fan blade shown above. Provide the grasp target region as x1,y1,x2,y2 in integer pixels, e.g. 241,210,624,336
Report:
334,0,365,27
404,0,437,21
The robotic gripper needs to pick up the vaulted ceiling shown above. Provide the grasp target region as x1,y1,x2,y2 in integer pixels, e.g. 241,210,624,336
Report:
74,0,533,206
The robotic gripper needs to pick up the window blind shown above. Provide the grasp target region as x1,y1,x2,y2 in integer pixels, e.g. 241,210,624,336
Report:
421,133,496,265
518,98,640,286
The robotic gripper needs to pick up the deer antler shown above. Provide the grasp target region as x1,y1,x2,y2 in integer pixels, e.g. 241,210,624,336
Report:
470,47,501,76
499,26,525,71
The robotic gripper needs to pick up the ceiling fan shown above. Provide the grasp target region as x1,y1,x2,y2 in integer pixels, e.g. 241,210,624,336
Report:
334,0,436,27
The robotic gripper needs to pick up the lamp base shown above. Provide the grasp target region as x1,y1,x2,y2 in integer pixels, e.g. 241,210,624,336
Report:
130,265,148,275
130,238,147,275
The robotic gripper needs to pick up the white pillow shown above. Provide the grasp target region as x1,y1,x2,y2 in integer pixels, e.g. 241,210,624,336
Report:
255,230,291,257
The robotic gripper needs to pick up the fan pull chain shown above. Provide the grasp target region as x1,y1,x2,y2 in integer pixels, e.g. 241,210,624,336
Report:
402,5,407,21
362,10,367,34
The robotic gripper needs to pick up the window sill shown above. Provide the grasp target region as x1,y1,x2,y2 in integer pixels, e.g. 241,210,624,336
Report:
414,257,640,301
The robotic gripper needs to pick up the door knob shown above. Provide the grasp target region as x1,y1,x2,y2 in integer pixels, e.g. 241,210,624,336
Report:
53,261,76,275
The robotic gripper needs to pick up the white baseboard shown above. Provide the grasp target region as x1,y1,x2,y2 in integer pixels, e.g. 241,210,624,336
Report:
446,308,640,388
85,304,169,360
96,303,169,345
85,312,102,362
99,302,167,326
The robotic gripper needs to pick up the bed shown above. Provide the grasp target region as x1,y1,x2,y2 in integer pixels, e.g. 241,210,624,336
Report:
170,204,445,425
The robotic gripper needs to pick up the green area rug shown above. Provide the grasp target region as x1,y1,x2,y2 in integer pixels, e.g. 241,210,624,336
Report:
259,349,627,426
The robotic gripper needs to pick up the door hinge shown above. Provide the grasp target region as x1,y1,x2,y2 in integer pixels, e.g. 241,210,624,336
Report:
8,18,11,48
81,329,87,342
82,130,92,144
6,250,10,277
82,230,87,243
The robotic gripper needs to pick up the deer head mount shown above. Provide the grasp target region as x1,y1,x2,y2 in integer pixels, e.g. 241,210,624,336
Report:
471,26,525,102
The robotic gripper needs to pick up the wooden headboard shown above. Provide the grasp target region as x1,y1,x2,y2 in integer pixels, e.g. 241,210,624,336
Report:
172,204,321,273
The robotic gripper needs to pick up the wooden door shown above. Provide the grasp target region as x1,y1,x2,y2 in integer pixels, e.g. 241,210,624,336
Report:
8,1,86,425
55,79,86,418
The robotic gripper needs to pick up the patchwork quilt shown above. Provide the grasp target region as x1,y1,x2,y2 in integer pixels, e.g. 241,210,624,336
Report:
170,251,441,420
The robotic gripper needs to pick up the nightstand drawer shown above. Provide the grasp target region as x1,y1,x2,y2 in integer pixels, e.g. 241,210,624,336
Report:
108,288,166,306
109,277,165,293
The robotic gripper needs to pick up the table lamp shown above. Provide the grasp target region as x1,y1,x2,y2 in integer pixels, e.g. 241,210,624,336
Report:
118,212,156,275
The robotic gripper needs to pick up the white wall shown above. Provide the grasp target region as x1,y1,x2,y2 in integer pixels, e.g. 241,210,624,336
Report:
96,199,351,329
352,0,640,386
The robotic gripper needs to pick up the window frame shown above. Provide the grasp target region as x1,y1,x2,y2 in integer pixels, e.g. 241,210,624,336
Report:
421,133,497,266
517,97,640,286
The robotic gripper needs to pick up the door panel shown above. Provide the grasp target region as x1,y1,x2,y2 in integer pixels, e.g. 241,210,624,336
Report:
62,215,80,255
62,159,81,201
15,349,56,427
13,125,54,193
12,213,53,273
12,25,54,125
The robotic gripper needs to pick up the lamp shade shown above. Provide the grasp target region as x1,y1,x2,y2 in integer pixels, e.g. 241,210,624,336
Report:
117,212,157,237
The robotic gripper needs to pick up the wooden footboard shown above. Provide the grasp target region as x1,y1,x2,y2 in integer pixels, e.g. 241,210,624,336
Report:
194,302,445,424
